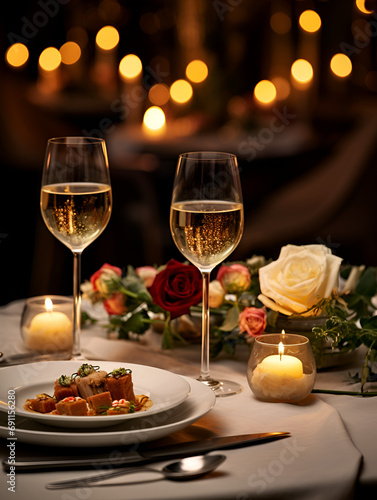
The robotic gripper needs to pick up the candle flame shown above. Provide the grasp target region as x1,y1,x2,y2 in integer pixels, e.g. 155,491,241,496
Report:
278,341,284,360
45,298,53,312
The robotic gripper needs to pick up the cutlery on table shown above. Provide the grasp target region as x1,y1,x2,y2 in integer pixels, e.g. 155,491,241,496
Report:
0,351,70,366
4,432,290,472
46,454,226,489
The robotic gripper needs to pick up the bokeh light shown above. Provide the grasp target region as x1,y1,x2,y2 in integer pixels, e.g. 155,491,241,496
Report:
149,83,170,105
254,80,277,104
270,12,292,34
271,76,291,100
299,10,322,33
5,43,29,68
143,106,166,132
95,26,120,50
119,54,142,79
170,79,193,103
186,60,208,83
60,42,81,65
356,0,373,14
291,59,313,84
39,47,61,71
330,53,352,78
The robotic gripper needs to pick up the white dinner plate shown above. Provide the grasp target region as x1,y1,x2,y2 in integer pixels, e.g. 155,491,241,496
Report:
0,360,190,429
0,376,215,447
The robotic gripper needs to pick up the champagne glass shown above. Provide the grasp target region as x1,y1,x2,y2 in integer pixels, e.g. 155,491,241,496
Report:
170,152,244,396
40,137,112,359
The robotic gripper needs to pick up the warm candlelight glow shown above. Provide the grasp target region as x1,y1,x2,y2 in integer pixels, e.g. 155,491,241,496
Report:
356,0,373,14
95,26,120,51
278,341,284,357
170,79,193,103
60,42,81,65
254,80,277,104
5,43,29,68
270,11,291,35
330,53,352,78
143,106,166,132
291,59,313,84
149,83,170,105
39,47,61,71
119,54,142,79
271,76,291,100
186,60,209,83
299,10,322,33
45,298,53,312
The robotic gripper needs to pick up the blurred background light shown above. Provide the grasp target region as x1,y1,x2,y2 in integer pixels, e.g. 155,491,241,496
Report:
186,60,208,83
254,80,277,104
5,43,29,68
59,42,81,65
95,25,120,50
330,53,352,78
143,106,166,131
271,76,291,101
291,59,313,83
270,11,292,35
149,83,170,105
170,79,193,103
39,47,62,71
119,54,142,79
299,10,322,33
356,0,373,14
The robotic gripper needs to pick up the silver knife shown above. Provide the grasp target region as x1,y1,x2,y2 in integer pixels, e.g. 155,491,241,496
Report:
0,351,70,366
4,432,290,472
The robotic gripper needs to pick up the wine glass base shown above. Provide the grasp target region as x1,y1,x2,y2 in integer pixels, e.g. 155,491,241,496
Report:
198,377,243,397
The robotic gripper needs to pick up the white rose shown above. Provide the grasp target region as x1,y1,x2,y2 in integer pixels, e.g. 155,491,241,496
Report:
209,280,225,308
258,244,342,315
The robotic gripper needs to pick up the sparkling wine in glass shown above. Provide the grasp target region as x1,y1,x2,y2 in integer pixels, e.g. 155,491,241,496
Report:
170,152,244,396
40,137,112,358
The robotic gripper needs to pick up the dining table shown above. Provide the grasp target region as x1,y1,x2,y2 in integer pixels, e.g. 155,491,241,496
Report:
1,298,376,500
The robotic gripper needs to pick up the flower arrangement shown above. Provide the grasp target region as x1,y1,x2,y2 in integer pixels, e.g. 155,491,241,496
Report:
82,244,377,393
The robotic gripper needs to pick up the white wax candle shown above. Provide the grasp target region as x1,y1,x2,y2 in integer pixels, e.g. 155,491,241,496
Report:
259,354,303,379
24,299,72,352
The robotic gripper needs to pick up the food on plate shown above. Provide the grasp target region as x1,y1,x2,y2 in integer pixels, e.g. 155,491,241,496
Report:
104,368,137,403
27,394,56,413
87,391,113,415
73,364,107,399
54,375,79,401
56,397,88,416
24,363,152,417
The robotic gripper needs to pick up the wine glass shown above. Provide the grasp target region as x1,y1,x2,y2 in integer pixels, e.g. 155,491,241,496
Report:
170,152,244,397
40,137,112,359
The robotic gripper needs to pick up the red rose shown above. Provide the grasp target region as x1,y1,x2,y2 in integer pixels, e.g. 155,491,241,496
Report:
148,259,202,319
104,292,126,316
239,307,266,337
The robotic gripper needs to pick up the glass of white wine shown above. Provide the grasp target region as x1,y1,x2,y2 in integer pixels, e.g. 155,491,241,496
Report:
40,137,112,359
170,152,244,396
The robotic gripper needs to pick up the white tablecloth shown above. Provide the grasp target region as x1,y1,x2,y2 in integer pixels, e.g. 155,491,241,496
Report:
1,300,376,500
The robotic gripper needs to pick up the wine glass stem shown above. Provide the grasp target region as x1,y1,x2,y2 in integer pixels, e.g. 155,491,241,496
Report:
199,271,219,387
72,251,82,358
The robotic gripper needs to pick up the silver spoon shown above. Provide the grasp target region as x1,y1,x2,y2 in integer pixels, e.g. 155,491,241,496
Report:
46,454,226,489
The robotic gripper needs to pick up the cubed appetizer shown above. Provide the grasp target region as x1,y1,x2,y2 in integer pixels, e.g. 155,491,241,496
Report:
74,364,107,399
28,394,56,413
55,396,88,416
87,391,113,415
54,375,79,402
104,368,137,403
106,398,131,415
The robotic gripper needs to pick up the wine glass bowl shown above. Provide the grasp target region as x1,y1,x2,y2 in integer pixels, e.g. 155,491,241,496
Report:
170,151,244,396
40,137,112,358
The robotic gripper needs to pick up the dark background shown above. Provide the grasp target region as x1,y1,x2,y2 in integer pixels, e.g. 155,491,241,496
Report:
1,0,377,305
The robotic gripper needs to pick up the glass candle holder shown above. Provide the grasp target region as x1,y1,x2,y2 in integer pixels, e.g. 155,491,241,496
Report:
21,296,73,353
247,333,316,403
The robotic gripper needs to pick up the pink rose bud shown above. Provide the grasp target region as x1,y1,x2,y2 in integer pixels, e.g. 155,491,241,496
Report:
217,264,251,294
239,307,266,337
90,263,123,295
136,266,157,288
209,280,225,308
103,292,126,316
